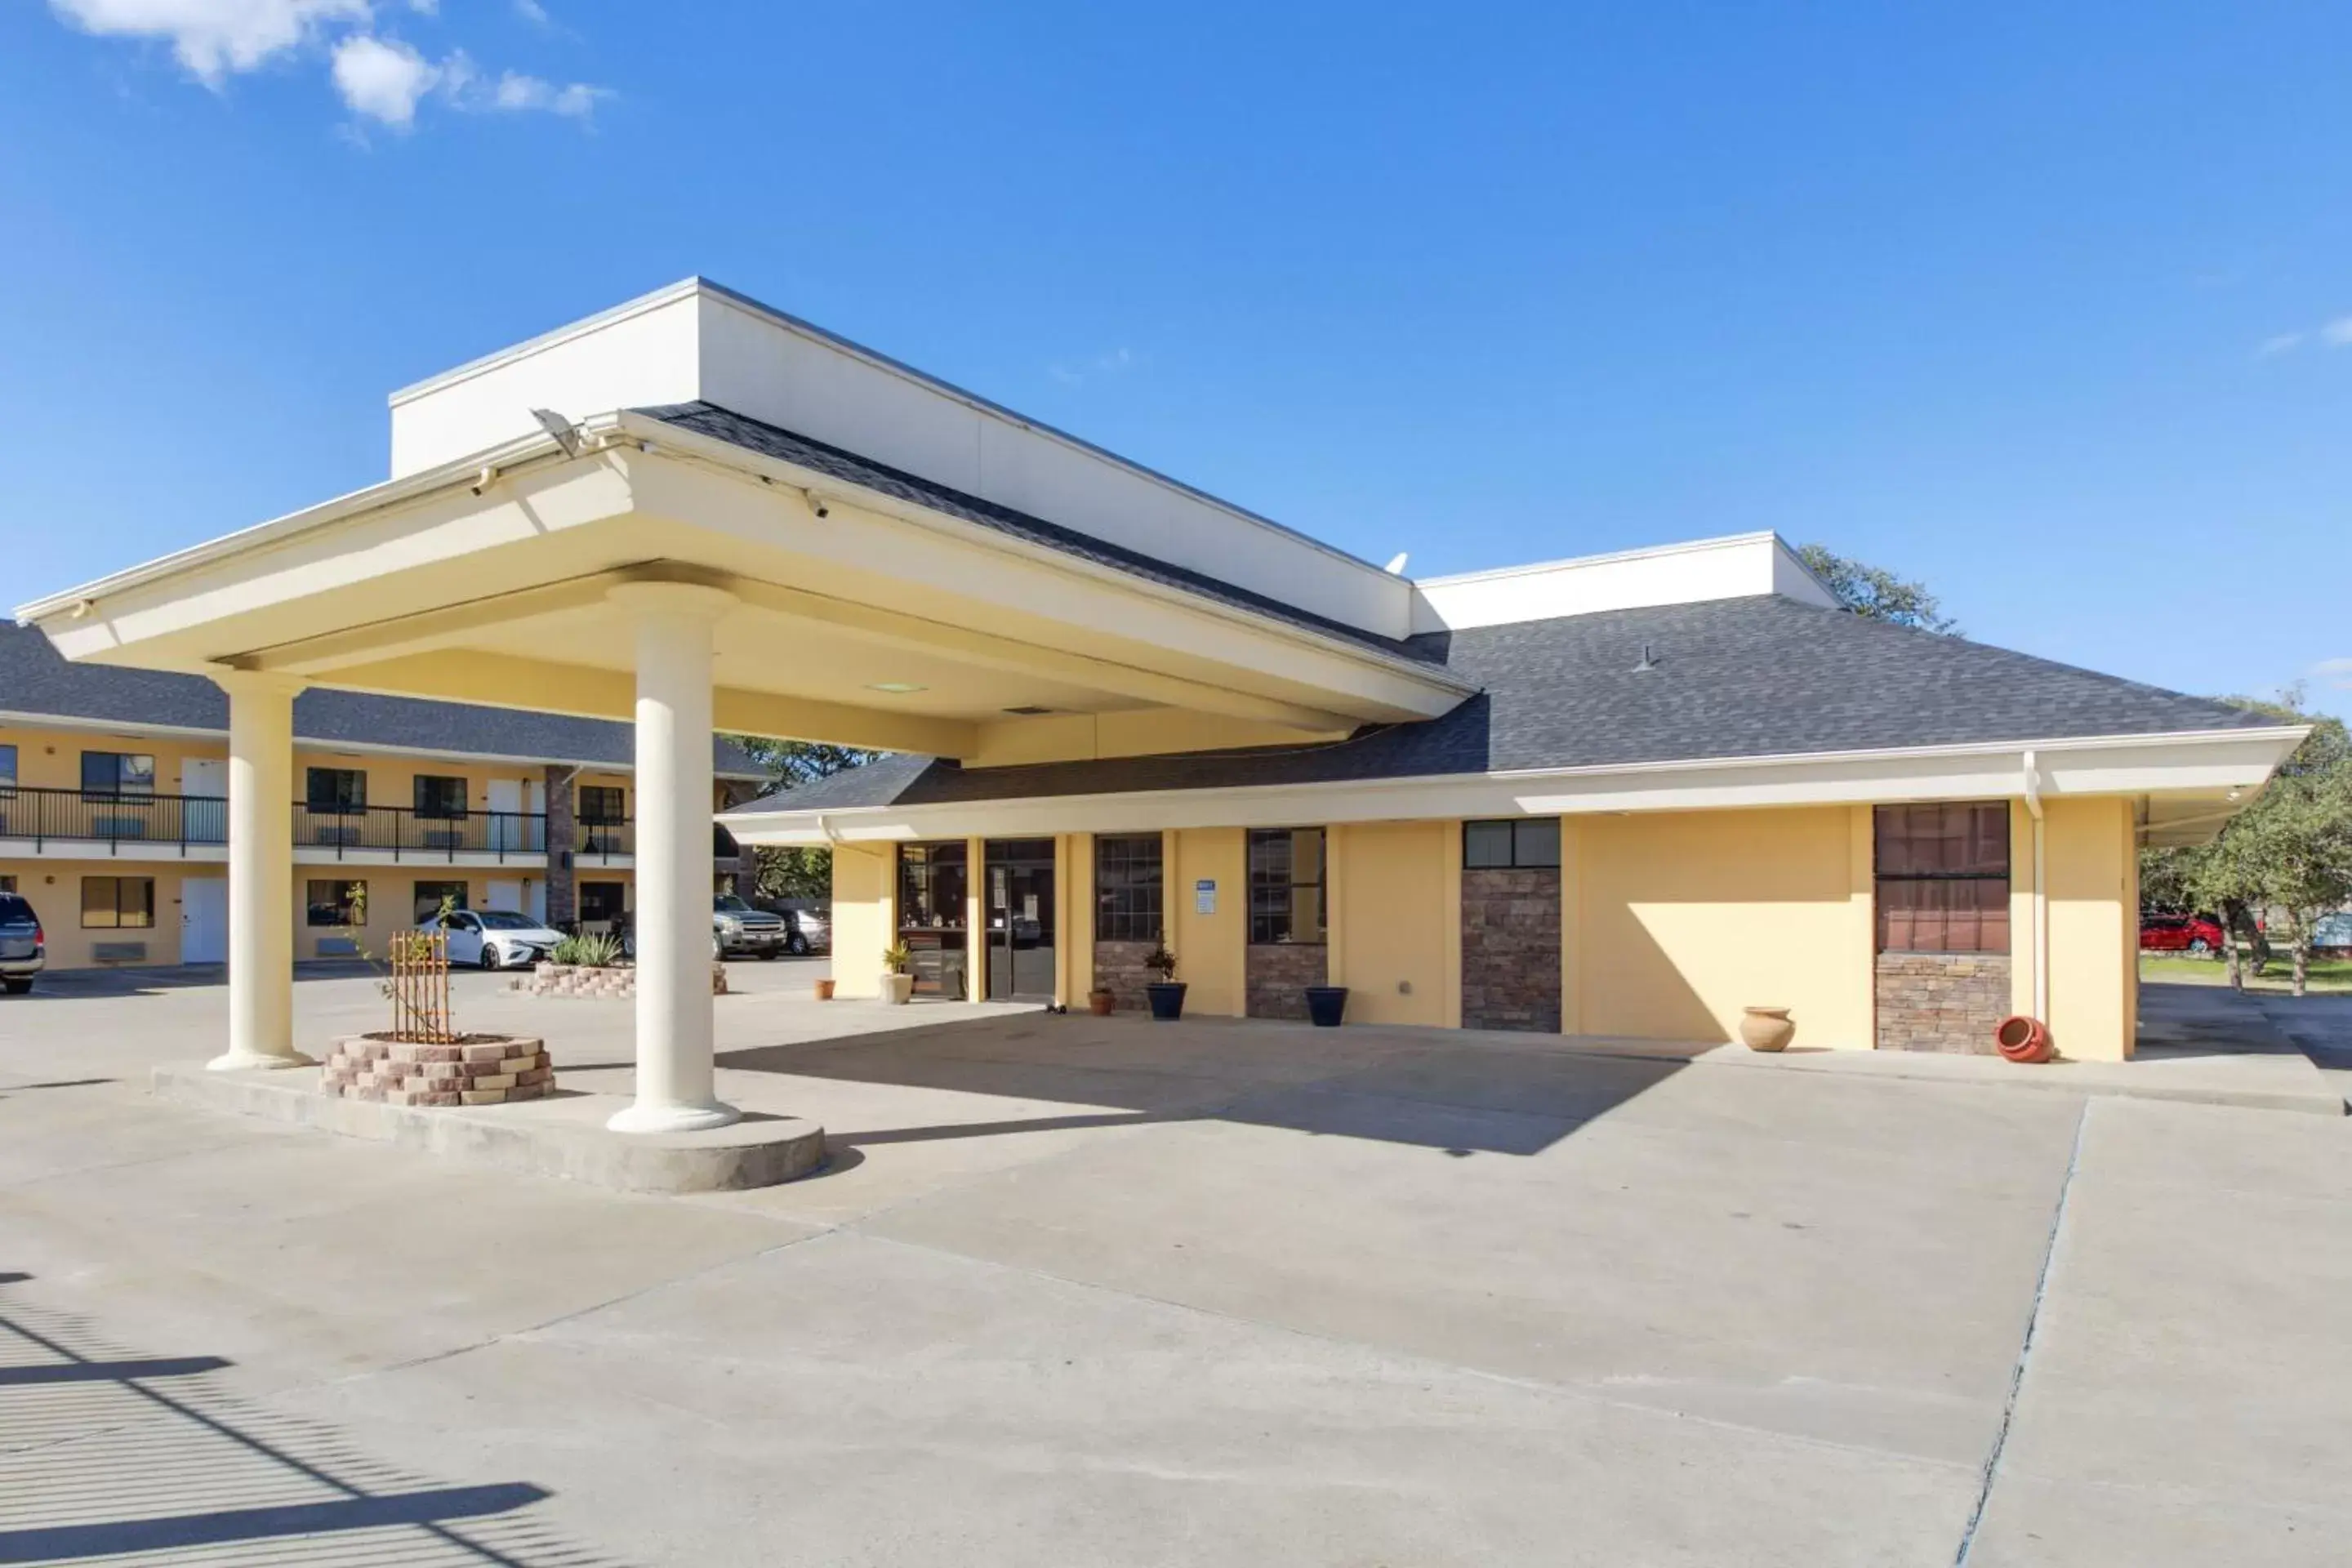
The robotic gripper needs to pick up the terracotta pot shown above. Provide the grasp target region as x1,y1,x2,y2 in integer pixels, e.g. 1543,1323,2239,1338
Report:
1740,1005,1796,1052
1994,1014,2052,1063
883,973,915,1005
1087,988,1116,1016
814,978,836,1001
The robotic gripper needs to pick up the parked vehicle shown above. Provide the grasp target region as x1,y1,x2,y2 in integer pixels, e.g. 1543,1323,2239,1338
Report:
786,906,828,954
0,893,44,995
2140,914,2226,954
715,893,791,959
422,908,563,970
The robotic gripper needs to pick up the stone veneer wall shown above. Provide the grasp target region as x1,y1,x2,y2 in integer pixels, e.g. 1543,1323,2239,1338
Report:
1246,942,1327,1020
1461,867,1563,1032
542,764,577,928
1092,939,1161,1012
1874,952,2011,1053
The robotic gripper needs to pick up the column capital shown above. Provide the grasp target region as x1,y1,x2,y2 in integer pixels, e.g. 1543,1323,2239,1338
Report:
206,666,309,701
608,581,736,619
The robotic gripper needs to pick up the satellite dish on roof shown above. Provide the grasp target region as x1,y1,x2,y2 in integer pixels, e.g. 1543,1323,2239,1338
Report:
531,408,585,458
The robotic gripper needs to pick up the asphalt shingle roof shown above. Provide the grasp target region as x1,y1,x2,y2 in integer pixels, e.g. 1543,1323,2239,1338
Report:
746,595,2274,813
0,623,766,777
635,401,1439,666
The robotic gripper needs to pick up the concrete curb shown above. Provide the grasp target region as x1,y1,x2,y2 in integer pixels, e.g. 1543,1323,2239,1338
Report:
153,1065,827,1192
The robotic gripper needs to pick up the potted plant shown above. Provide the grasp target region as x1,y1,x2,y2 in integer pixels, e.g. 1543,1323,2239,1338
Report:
1143,944,1185,1021
1303,983,1348,1028
1086,983,1116,1016
881,942,915,1005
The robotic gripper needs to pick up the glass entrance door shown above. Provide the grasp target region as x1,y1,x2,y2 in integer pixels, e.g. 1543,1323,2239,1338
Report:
984,839,1057,1001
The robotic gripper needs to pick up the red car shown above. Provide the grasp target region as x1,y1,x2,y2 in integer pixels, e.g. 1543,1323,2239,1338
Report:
2140,914,2225,953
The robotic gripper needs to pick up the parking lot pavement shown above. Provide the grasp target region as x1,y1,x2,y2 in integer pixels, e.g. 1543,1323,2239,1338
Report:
3,968,2349,1565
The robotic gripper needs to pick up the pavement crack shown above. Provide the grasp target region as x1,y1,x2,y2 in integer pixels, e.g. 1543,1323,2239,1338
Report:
1953,1098,2089,1566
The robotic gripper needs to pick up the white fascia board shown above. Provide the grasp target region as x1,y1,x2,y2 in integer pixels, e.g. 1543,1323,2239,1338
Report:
1408,531,1837,632
617,412,1476,711
724,726,2310,845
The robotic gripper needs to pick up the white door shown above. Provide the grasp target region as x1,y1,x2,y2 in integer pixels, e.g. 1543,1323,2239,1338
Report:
180,758,228,845
182,876,227,964
486,879,524,915
487,778,524,854
525,880,546,924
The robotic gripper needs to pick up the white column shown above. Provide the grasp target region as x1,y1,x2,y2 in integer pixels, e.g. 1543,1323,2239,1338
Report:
607,582,739,1134
207,672,311,1071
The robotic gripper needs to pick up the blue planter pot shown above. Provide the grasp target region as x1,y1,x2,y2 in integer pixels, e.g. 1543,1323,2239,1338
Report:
1147,982,1187,1021
1304,985,1348,1027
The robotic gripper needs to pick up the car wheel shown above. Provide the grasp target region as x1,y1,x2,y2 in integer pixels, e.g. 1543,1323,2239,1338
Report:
479,944,501,971
2,978,30,996
712,934,724,960
785,933,808,956
2189,938,2211,953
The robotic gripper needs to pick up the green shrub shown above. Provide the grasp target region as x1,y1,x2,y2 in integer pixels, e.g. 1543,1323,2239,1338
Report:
550,931,624,969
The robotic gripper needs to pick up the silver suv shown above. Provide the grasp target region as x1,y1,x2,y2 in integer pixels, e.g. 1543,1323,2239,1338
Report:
714,894,793,959
0,893,45,995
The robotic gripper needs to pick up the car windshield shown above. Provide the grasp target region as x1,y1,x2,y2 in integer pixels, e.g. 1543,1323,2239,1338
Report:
477,911,541,930
715,896,755,913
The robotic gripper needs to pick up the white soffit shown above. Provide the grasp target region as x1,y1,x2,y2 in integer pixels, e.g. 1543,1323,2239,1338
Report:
387,278,1415,639
1409,532,1839,633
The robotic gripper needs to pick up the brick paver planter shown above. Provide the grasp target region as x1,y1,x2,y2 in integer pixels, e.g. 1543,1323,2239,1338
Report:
319,1034,554,1107
509,962,729,999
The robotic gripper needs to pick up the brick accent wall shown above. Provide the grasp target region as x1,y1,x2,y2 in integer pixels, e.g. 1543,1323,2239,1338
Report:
1092,939,1161,1013
1246,942,1327,1020
1461,867,1562,1032
1875,952,2011,1053
543,765,577,929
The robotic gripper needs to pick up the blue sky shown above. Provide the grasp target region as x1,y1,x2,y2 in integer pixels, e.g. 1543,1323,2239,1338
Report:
2,2,2347,716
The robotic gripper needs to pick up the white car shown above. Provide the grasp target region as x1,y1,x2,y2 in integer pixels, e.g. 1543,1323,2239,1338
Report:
421,909,562,970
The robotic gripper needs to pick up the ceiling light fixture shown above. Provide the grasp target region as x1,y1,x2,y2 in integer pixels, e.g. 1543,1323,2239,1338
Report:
867,682,926,694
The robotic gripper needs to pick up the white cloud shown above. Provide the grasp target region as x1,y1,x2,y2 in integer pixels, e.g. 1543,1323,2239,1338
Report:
2313,658,2352,690
331,34,437,127
2322,317,2352,348
513,0,550,23
48,0,368,85
1047,346,1137,386
492,69,605,118
2257,332,2305,358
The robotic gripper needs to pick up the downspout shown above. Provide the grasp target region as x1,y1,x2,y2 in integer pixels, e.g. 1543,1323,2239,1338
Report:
2022,751,2049,1023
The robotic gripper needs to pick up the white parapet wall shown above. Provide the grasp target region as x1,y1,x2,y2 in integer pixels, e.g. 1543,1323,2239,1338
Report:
388,278,1417,640
1408,532,1839,633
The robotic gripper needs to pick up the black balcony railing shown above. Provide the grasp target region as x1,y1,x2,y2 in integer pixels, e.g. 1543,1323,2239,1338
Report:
0,785,668,863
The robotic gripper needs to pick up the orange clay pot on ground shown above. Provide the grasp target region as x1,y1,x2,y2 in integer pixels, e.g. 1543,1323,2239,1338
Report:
814,978,836,1001
1994,1014,2052,1063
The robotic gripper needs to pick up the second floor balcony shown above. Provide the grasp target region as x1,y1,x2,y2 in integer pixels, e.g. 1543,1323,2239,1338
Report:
0,786,641,866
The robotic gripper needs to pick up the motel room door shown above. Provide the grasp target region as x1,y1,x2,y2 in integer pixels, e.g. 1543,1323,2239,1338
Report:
983,839,1057,1001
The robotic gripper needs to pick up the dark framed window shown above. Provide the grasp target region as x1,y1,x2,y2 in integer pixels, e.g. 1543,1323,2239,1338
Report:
1463,817,1561,869
897,841,968,931
1094,834,1163,942
579,881,626,924
1875,803,2011,954
80,751,155,796
1,875,18,894
0,744,16,790
306,768,367,811
411,880,470,924
306,880,367,928
81,875,155,929
1248,827,1326,946
579,784,626,823
413,776,467,818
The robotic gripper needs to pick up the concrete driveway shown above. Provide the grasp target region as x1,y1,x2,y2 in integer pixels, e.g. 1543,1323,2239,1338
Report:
1,966,2345,1566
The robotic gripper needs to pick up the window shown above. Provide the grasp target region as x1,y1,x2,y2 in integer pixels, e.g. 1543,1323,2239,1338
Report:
82,876,155,929
897,842,968,931
306,880,367,928
0,744,16,791
579,881,626,924
413,776,467,818
1094,834,1163,942
411,880,470,924
80,751,155,796
1463,818,1562,869
1248,827,1326,945
0,875,16,894
306,768,367,810
578,785,626,823
1876,803,2011,954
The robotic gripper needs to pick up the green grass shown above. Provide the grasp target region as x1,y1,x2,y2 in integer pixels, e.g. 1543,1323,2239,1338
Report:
2139,952,2352,994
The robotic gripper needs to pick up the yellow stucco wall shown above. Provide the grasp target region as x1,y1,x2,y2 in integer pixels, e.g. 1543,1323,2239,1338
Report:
829,840,895,999
2045,795,2135,1061
1331,819,1459,1027
1067,833,1094,999
1575,805,1876,1049
1169,826,1246,1017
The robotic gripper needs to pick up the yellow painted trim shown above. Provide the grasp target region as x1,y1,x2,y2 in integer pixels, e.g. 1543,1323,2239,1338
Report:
965,834,986,1002
1558,816,1583,1035
1325,822,1348,984
1441,819,1463,1028
1068,834,1095,999
1851,804,1877,1048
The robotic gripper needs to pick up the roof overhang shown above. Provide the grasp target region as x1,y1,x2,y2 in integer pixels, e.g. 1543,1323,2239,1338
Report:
16,411,1472,758
722,725,2310,844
